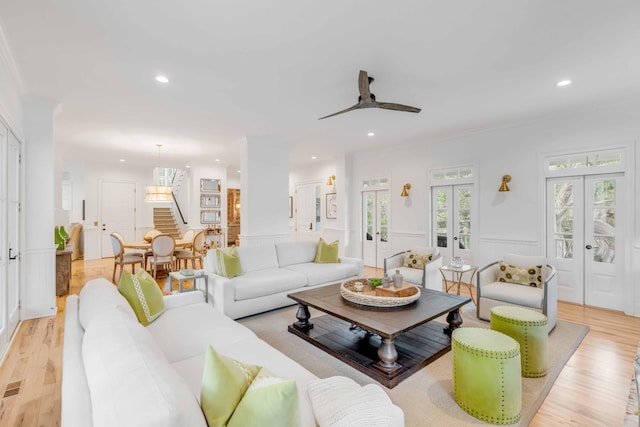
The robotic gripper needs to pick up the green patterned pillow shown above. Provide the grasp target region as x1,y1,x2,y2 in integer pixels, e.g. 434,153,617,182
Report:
314,238,340,263
118,269,165,326
403,252,433,269
201,346,261,427
228,368,299,427
215,246,243,278
498,262,543,288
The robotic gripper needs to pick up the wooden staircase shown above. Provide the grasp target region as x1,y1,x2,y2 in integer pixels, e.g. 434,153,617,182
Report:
153,207,181,238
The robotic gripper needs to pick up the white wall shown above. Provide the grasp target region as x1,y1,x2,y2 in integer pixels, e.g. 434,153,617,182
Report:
0,29,23,138
348,99,640,315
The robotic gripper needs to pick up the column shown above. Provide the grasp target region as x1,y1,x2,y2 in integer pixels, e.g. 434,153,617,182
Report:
239,136,290,246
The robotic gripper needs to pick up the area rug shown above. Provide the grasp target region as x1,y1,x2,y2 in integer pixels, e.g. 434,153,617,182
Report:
239,304,589,426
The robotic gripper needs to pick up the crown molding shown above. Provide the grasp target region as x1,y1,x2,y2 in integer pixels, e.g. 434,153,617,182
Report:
0,21,26,138
0,22,25,95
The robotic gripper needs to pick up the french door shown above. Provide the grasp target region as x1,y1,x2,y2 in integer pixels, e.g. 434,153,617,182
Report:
6,133,20,338
0,124,21,358
362,190,390,268
431,185,473,265
546,174,624,310
100,181,136,258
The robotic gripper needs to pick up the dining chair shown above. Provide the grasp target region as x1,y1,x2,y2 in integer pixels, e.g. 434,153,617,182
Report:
148,234,176,278
175,230,206,270
182,229,195,243
110,233,144,283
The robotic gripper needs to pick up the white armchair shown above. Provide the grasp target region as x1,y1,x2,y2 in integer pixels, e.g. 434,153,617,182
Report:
383,246,443,290
476,253,557,333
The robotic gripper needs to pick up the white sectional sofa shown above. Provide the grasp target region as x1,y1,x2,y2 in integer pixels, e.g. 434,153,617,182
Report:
62,278,404,427
383,246,443,290
204,240,364,319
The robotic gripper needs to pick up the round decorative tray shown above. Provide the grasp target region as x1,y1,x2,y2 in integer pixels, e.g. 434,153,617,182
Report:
340,279,421,308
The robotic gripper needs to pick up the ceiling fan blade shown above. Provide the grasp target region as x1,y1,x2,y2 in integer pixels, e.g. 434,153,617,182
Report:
376,102,421,114
358,70,371,100
318,103,362,120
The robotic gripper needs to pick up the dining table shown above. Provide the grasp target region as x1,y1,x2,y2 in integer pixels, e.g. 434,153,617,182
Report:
123,238,192,250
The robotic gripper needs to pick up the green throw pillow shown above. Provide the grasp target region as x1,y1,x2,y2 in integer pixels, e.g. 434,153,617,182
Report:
118,269,165,326
228,368,300,427
314,238,339,263
215,246,243,278
403,252,432,269
201,346,261,427
498,262,543,288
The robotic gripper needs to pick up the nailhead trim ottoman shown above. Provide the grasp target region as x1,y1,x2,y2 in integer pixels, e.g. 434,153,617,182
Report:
452,327,522,424
490,305,548,378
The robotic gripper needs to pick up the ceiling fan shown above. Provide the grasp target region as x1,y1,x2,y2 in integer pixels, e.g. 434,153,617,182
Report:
319,70,421,120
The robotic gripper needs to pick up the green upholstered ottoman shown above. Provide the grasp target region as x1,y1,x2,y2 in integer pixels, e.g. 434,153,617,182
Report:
452,327,522,424
490,305,548,378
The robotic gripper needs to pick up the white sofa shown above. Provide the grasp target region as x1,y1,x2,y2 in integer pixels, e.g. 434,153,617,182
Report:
204,241,364,319
62,278,403,427
383,246,443,290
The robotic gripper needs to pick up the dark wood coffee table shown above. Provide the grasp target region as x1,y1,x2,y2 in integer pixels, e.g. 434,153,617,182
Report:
287,283,471,388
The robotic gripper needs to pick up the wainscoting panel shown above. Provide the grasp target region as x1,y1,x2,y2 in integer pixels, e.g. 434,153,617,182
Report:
82,226,100,260
631,244,640,317
21,247,57,320
477,237,542,268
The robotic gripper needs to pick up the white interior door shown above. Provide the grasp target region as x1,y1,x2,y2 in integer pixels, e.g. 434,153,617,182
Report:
295,183,321,240
100,181,136,258
362,190,390,268
432,185,473,265
546,174,624,310
0,123,7,353
6,133,20,336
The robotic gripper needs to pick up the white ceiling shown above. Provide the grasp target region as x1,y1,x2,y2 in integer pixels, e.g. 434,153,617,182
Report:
1,1,639,174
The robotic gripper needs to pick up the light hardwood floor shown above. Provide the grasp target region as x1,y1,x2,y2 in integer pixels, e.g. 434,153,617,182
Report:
0,259,637,426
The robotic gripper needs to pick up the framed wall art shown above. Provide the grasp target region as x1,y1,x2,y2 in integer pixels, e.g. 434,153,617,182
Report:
326,193,337,219
200,210,221,224
200,178,221,193
200,194,220,208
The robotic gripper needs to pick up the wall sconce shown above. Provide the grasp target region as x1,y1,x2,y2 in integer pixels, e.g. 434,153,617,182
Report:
400,183,411,197
327,174,336,186
499,175,511,192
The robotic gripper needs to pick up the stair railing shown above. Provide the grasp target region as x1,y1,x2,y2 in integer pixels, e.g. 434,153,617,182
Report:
171,169,188,225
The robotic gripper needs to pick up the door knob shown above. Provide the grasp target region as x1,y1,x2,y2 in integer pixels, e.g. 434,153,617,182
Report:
585,244,593,250
453,236,458,241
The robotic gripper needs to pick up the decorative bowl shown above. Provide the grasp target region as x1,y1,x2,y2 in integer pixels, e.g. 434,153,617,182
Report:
451,256,464,268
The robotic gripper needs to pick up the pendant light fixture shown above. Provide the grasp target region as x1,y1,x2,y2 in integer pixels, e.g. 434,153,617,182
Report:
145,144,173,202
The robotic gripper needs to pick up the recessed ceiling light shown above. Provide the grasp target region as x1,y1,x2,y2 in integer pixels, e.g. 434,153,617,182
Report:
237,170,241,173
311,156,317,160
155,75,169,84
185,165,191,168
367,132,375,137
215,158,220,162
119,159,126,162
557,80,571,87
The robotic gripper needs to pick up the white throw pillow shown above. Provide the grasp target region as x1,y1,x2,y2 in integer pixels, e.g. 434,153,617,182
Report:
82,306,207,427
78,278,136,330
307,376,394,427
